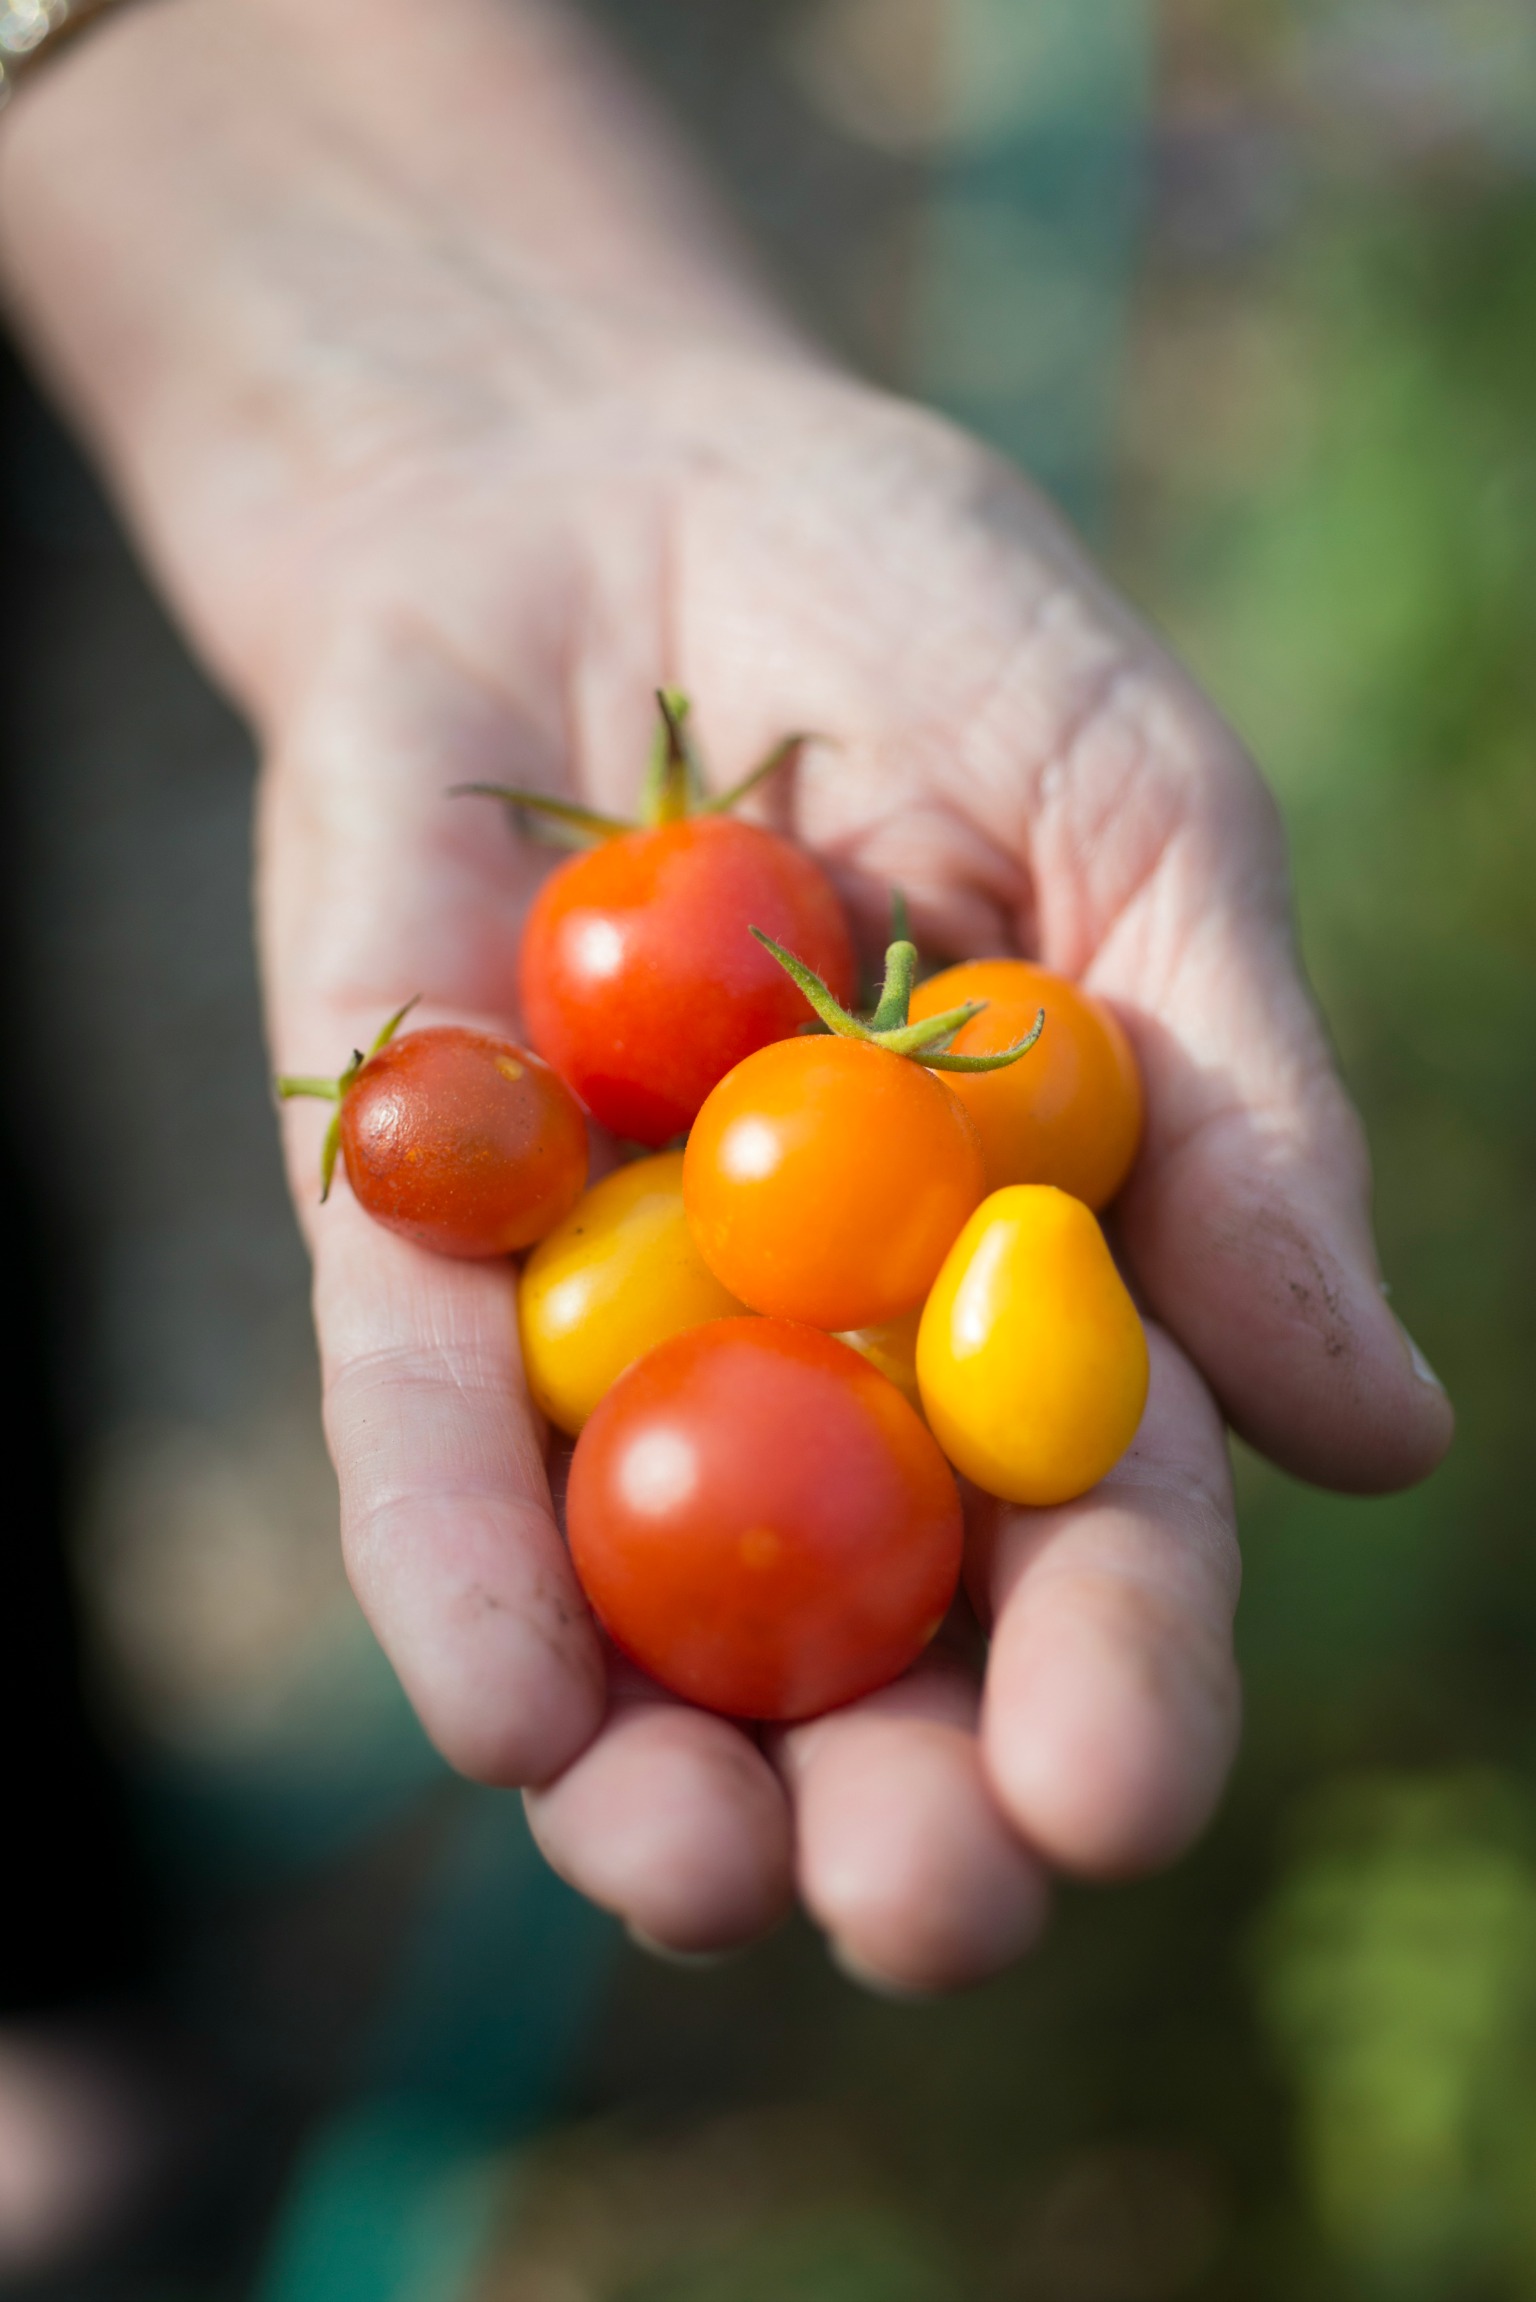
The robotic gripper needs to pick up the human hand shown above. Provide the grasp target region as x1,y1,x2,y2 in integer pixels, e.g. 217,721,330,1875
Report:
0,0,1451,1992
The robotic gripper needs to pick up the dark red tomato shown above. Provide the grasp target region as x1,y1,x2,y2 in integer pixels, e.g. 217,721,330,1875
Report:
518,816,856,1145
567,1318,962,1720
340,1027,587,1256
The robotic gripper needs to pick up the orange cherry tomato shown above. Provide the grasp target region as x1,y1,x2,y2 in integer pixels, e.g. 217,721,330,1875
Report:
683,1037,986,1330
909,959,1141,1208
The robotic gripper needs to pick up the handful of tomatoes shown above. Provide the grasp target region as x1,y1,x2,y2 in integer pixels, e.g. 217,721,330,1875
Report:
280,694,1149,1724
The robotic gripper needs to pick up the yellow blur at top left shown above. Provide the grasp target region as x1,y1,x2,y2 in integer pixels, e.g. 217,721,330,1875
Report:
518,1150,747,1435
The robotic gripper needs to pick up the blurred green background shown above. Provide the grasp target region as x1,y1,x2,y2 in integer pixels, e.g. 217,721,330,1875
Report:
460,4,1536,2297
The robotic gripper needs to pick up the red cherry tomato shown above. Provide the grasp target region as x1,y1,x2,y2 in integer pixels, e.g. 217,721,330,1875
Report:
518,816,856,1144
339,1027,587,1256
567,1319,962,1720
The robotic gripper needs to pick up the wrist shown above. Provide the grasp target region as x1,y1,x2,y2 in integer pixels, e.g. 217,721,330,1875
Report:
0,0,803,390
0,0,814,696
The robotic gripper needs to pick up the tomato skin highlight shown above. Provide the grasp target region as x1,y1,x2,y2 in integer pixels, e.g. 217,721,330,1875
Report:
917,1185,1149,1506
338,1026,587,1256
683,1037,986,1329
909,960,1142,1209
836,1307,925,1416
518,1151,746,1435
567,1319,962,1720
518,815,856,1145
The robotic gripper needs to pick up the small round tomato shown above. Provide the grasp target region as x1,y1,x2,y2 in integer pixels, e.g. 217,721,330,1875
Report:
917,1185,1149,1506
519,816,856,1145
909,960,1141,1208
518,1151,746,1435
567,1319,961,1719
836,1307,924,1416
683,1036,986,1330
337,1027,587,1256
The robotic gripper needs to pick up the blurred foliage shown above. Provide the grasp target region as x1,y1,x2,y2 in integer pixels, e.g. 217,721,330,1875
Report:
1253,1773,1536,2296
473,6,1536,2300
1118,0,1536,2285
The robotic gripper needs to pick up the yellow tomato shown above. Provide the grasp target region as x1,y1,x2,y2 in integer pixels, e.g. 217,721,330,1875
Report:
836,1307,924,1416
519,1151,746,1435
909,959,1141,1209
917,1185,1148,1506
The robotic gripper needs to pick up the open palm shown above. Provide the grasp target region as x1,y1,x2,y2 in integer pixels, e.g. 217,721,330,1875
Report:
254,357,1448,1989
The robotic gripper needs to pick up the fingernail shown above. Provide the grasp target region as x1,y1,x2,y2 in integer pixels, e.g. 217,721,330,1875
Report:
624,1924,742,1969
827,1937,934,2004
1396,1317,1445,1394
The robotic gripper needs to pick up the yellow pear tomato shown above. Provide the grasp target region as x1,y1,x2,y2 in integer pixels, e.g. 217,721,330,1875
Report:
519,1151,746,1435
916,1185,1148,1506
836,1308,924,1416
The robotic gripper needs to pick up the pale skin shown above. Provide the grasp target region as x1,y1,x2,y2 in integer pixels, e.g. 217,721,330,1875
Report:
0,0,1451,1997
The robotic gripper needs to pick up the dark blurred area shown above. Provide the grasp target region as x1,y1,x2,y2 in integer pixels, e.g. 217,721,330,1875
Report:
1,0,1533,2296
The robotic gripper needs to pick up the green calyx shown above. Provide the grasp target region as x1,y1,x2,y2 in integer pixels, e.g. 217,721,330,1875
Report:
752,929,1043,1074
275,997,419,1201
452,689,809,849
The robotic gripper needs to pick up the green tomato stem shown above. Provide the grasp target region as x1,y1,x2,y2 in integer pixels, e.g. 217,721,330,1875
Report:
447,787,631,849
643,688,703,825
920,1009,1045,1072
369,996,421,1054
751,928,870,1038
320,1110,344,1203
876,999,987,1056
697,731,807,817
867,939,918,1034
751,927,1046,1076
454,692,809,841
275,997,421,1203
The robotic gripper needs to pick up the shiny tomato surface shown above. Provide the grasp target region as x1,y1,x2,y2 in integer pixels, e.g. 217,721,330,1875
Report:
518,816,856,1145
518,1150,745,1435
917,1186,1149,1505
567,1319,962,1720
339,1026,587,1256
836,1306,925,1415
909,959,1142,1208
683,1036,986,1329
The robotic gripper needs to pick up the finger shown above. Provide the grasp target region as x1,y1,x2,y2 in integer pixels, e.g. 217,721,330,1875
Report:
1013,638,1451,1492
525,1666,795,1952
978,1324,1241,1879
305,1178,607,1786
773,1656,1050,1994
258,649,618,1787
809,523,1452,1495
1120,969,1453,1493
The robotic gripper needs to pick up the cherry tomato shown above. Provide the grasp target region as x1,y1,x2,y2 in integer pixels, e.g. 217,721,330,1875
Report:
519,816,856,1145
837,1307,924,1416
567,1319,962,1719
917,1185,1149,1505
337,1027,587,1256
909,959,1141,1208
683,1036,986,1330
518,1151,746,1435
